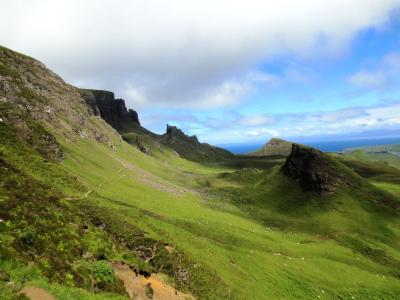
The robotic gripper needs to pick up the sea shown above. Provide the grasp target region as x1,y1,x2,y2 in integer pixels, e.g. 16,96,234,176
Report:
220,137,400,154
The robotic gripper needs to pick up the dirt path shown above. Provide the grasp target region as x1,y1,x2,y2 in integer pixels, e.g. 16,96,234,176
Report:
114,158,188,196
112,262,193,300
66,155,191,201
20,286,56,300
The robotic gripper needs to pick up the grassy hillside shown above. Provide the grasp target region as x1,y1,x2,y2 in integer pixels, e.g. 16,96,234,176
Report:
344,144,400,168
248,138,293,157
340,144,400,199
1,45,400,300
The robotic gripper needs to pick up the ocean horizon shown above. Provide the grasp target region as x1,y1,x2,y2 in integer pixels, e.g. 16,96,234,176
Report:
220,136,400,154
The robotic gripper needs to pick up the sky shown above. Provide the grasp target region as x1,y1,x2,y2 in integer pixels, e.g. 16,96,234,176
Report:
1,0,400,145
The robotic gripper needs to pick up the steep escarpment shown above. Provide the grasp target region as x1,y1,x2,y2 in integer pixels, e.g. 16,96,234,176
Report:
159,124,234,161
249,138,293,157
80,89,140,130
77,90,234,162
79,89,163,155
0,46,117,149
282,144,348,194
0,46,131,296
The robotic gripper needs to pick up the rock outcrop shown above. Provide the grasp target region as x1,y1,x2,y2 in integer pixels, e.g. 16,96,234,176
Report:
159,124,234,162
165,125,199,143
78,89,100,116
80,89,140,130
249,138,293,157
0,45,117,157
282,144,344,194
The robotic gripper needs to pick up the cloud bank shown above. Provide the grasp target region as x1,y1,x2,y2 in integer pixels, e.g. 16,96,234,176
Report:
349,52,400,90
1,0,399,109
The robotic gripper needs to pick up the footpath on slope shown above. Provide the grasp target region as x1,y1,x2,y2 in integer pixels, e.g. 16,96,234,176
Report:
65,156,192,202
20,286,56,300
114,157,188,196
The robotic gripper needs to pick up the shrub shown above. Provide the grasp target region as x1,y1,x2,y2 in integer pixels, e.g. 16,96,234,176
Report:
92,260,115,288
19,228,36,246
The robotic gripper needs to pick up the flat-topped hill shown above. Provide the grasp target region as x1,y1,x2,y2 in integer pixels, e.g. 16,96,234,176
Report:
248,138,293,157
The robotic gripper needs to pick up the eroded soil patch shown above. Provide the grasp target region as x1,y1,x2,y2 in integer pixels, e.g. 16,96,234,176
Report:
112,262,193,300
20,286,56,300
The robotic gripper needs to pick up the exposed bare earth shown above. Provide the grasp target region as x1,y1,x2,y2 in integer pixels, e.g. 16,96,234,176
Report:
20,286,56,300
112,262,194,300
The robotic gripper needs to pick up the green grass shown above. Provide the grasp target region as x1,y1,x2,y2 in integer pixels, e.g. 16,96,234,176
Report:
57,136,400,299
1,45,400,298
344,145,400,169
1,112,400,299
2,117,400,299
17,88,43,103
0,62,19,78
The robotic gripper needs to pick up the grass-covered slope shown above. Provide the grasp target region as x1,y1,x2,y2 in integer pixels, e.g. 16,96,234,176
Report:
1,45,400,299
248,138,293,157
339,144,400,199
344,143,400,169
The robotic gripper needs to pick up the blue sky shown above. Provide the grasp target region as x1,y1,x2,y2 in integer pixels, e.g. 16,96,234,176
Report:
1,0,400,144
143,13,400,144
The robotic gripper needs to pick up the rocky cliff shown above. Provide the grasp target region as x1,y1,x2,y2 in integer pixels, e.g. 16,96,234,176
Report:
80,89,140,131
159,124,234,161
282,144,345,194
165,125,199,143
0,46,116,160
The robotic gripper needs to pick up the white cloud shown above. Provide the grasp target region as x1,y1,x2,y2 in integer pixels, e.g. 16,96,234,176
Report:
239,115,275,127
312,107,368,122
348,52,400,90
348,70,388,88
383,52,400,71
0,0,398,109
246,71,281,86
198,101,400,143
243,128,280,137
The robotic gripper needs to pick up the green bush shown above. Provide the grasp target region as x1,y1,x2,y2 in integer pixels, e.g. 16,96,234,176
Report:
18,228,36,246
92,261,115,289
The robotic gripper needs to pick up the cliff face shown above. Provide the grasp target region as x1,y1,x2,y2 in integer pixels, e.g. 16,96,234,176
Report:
282,144,345,194
0,46,117,160
80,89,140,130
